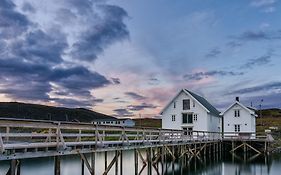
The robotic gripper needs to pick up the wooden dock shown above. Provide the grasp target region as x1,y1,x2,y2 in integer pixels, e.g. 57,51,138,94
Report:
0,118,274,175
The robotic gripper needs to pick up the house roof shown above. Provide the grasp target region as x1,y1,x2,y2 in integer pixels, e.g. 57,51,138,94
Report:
160,89,221,117
185,89,221,117
221,101,257,117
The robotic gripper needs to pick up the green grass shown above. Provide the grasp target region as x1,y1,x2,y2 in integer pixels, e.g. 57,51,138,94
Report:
133,118,161,128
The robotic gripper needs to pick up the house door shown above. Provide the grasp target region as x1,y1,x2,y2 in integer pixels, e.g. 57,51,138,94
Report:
183,127,188,135
183,127,193,135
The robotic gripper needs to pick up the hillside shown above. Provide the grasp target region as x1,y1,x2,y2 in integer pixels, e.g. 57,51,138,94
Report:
0,102,116,122
255,108,281,133
257,108,281,118
133,118,161,128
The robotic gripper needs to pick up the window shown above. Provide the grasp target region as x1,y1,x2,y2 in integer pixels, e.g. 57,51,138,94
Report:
234,124,240,132
183,99,190,110
234,110,240,117
173,101,176,108
193,114,198,121
193,100,195,107
171,115,176,121
182,114,187,124
188,114,193,123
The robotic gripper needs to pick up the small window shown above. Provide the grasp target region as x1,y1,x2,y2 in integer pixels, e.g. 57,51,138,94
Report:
193,114,198,121
245,123,247,126
234,124,240,132
171,115,176,121
173,101,176,108
183,99,190,110
234,110,240,117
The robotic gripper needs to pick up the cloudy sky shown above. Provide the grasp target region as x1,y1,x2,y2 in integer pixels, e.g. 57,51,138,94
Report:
0,0,281,117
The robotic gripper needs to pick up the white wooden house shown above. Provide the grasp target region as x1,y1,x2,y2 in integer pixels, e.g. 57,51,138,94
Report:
160,89,221,133
222,97,257,137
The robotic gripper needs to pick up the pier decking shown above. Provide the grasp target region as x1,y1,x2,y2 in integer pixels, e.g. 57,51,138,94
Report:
0,118,273,175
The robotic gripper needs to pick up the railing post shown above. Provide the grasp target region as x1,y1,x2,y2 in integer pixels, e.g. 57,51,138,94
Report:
6,126,10,142
54,156,61,175
0,133,4,153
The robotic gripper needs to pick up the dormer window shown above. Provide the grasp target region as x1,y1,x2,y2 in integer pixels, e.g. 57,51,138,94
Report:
172,115,176,121
234,110,240,117
183,99,190,110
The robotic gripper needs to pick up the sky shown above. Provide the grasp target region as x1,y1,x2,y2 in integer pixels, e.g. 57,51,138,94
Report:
0,0,281,118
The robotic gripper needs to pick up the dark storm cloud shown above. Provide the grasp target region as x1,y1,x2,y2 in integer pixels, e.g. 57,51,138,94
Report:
0,0,31,39
0,0,129,107
183,71,244,81
125,92,147,100
226,82,281,95
11,29,68,64
70,4,129,61
113,108,133,116
127,103,157,111
0,58,110,101
205,48,221,58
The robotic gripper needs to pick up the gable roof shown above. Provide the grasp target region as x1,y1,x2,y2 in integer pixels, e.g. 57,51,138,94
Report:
221,101,257,116
160,89,221,117
184,89,221,117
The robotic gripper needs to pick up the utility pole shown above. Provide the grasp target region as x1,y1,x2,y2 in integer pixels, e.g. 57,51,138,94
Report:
259,99,264,117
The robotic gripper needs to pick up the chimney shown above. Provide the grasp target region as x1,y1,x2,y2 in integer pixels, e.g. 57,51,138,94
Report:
236,97,240,102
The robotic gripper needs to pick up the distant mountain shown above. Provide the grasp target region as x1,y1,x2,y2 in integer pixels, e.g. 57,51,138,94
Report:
0,102,116,122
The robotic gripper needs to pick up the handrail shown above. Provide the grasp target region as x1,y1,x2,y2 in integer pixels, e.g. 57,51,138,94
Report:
0,118,270,156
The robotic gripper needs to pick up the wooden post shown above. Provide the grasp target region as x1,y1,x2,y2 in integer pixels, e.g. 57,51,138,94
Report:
10,159,17,175
54,156,60,175
81,159,85,175
105,151,107,172
120,150,123,175
134,149,138,175
147,148,152,175
16,160,21,175
115,150,119,175
161,147,164,175
91,152,95,175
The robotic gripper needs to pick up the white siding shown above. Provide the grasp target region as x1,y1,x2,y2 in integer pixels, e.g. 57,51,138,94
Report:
223,104,255,133
161,90,220,132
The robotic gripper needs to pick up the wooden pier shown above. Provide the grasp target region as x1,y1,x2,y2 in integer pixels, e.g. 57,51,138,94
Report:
0,118,273,175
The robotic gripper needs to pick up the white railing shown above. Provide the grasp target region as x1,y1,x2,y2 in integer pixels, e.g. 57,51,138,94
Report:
0,118,269,155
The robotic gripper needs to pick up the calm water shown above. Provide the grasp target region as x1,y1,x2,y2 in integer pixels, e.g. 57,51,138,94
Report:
0,150,281,175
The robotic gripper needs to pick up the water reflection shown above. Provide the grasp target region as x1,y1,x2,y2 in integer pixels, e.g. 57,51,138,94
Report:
0,151,281,175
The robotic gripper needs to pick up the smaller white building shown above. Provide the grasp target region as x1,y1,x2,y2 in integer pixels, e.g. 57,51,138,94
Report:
222,97,257,138
92,118,135,127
